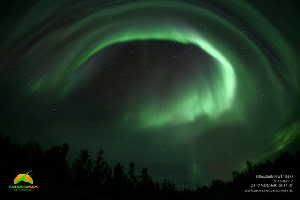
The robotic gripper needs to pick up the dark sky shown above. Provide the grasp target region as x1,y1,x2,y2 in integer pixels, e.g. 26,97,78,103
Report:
0,0,299,187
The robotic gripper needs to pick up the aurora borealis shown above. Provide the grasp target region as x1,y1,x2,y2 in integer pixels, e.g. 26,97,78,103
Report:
0,0,299,187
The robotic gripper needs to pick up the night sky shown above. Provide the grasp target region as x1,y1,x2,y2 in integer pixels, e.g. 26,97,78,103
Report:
0,0,299,187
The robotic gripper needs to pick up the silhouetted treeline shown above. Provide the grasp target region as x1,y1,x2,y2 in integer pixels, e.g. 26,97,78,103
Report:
0,134,299,198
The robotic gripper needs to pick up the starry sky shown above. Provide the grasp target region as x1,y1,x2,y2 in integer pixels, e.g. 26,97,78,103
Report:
0,0,299,187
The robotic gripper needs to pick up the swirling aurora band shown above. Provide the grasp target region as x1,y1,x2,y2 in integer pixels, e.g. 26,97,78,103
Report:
27,1,240,127
76,28,236,126
0,0,299,186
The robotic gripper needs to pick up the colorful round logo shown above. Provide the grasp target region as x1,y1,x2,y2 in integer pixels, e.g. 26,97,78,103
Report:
14,174,33,185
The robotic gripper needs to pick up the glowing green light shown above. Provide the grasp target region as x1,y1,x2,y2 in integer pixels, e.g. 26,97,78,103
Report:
71,27,236,126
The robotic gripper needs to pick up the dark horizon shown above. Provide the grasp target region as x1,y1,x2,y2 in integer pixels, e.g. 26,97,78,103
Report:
0,134,298,196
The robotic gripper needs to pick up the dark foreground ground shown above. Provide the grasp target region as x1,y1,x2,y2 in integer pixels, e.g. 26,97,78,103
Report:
0,134,299,199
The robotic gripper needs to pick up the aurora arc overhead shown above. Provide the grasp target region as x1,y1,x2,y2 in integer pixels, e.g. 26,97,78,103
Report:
0,0,299,186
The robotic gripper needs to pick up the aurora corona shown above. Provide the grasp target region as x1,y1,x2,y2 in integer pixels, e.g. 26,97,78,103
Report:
27,1,240,126
0,0,299,186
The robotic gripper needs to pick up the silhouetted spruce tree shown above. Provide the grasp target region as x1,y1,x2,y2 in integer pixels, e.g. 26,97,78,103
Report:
72,150,93,187
138,168,155,193
41,143,71,191
92,149,112,192
112,162,128,195
128,162,137,191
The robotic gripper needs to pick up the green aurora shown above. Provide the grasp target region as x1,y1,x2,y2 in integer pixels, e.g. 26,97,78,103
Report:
0,0,299,186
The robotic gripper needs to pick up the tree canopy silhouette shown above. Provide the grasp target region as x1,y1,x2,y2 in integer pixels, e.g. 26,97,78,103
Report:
0,134,298,198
